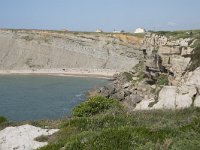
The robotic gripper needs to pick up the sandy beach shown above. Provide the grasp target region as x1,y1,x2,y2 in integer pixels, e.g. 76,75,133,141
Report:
0,68,118,79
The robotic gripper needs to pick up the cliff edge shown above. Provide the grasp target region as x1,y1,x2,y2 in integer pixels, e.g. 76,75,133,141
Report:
0,29,143,73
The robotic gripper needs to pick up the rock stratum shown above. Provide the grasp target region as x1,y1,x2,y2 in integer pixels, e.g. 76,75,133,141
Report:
88,30,200,110
0,29,143,72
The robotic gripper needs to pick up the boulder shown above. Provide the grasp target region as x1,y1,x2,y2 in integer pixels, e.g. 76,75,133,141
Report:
110,91,125,101
124,90,132,97
176,38,191,47
194,96,200,107
178,85,197,97
186,67,200,93
105,84,116,94
175,94,193,109
125,94,142,103
132,77,139,81
123,82,132,89
170,56,191,76
158,46,181,55
153,86,177,109
124,94,143,108
135,98,154,110
86,88,101,98
181,47,193,56
101,89,110,97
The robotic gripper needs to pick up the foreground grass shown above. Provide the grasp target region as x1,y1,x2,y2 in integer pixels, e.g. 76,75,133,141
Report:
2,97,200,150
38,107,200,150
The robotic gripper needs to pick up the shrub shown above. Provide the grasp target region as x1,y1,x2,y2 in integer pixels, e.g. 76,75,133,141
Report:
38,108,200,150
0,116,7,124
72,96,121,117
35,135,49,142
123,72,133,81
156,74,169,86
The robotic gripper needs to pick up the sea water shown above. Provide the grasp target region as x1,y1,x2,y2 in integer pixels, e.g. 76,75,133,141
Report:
0,75,108,121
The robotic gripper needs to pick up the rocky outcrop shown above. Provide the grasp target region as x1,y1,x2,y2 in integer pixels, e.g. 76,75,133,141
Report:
142,34,194,84
0,29,143,71
88,32,200,110
135,34,200,110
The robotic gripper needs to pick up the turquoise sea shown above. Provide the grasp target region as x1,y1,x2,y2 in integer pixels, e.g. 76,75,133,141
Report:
0,75,107,121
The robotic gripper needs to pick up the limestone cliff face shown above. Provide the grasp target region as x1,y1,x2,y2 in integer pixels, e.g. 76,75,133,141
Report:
89,31,200,110
142,34,193,85
0,29,143,71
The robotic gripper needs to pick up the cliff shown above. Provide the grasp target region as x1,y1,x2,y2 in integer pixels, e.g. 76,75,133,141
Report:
0,29,143,72
88,30,200,110
1,29,200,110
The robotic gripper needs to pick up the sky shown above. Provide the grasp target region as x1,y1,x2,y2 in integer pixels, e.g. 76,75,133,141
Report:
0,0,200,32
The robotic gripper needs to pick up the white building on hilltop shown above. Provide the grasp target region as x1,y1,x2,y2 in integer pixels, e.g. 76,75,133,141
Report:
134,28,146,33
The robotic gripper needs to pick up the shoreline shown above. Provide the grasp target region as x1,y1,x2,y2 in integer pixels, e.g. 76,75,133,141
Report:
0,69,118,79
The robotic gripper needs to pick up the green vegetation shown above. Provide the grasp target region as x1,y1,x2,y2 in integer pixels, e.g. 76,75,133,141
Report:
35,135,49,142
0,116,8,130
137,71,145,82
37,95,200,150
133,61,145,83
156,74,169,86
0,116,7,124
123,72,133,81
131,33,146,38
72,96,121,117
1,101,197,149
154,30,200,40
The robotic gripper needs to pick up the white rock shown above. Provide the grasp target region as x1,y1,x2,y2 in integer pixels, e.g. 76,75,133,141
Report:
123,83,132,88
170,56,191,76
151,85,156,89
132,77,139,81
186,67,200,92
153,86,177,109
0,124,59,150
181,47,193,56
175,94,193,109
134,98,154,110
158,46,181,55
176,38,191,47
178,85,197,97
194,95,200,107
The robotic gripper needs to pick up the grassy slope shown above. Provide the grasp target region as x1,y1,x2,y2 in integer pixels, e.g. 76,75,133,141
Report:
37,107,200,150
153,30,200,40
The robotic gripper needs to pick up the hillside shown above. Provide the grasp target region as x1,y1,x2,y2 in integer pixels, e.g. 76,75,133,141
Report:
88,30,200,110
0,29,143,72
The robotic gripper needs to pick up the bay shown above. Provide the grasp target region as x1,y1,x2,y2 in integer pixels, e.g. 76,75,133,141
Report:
0,75,107,121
